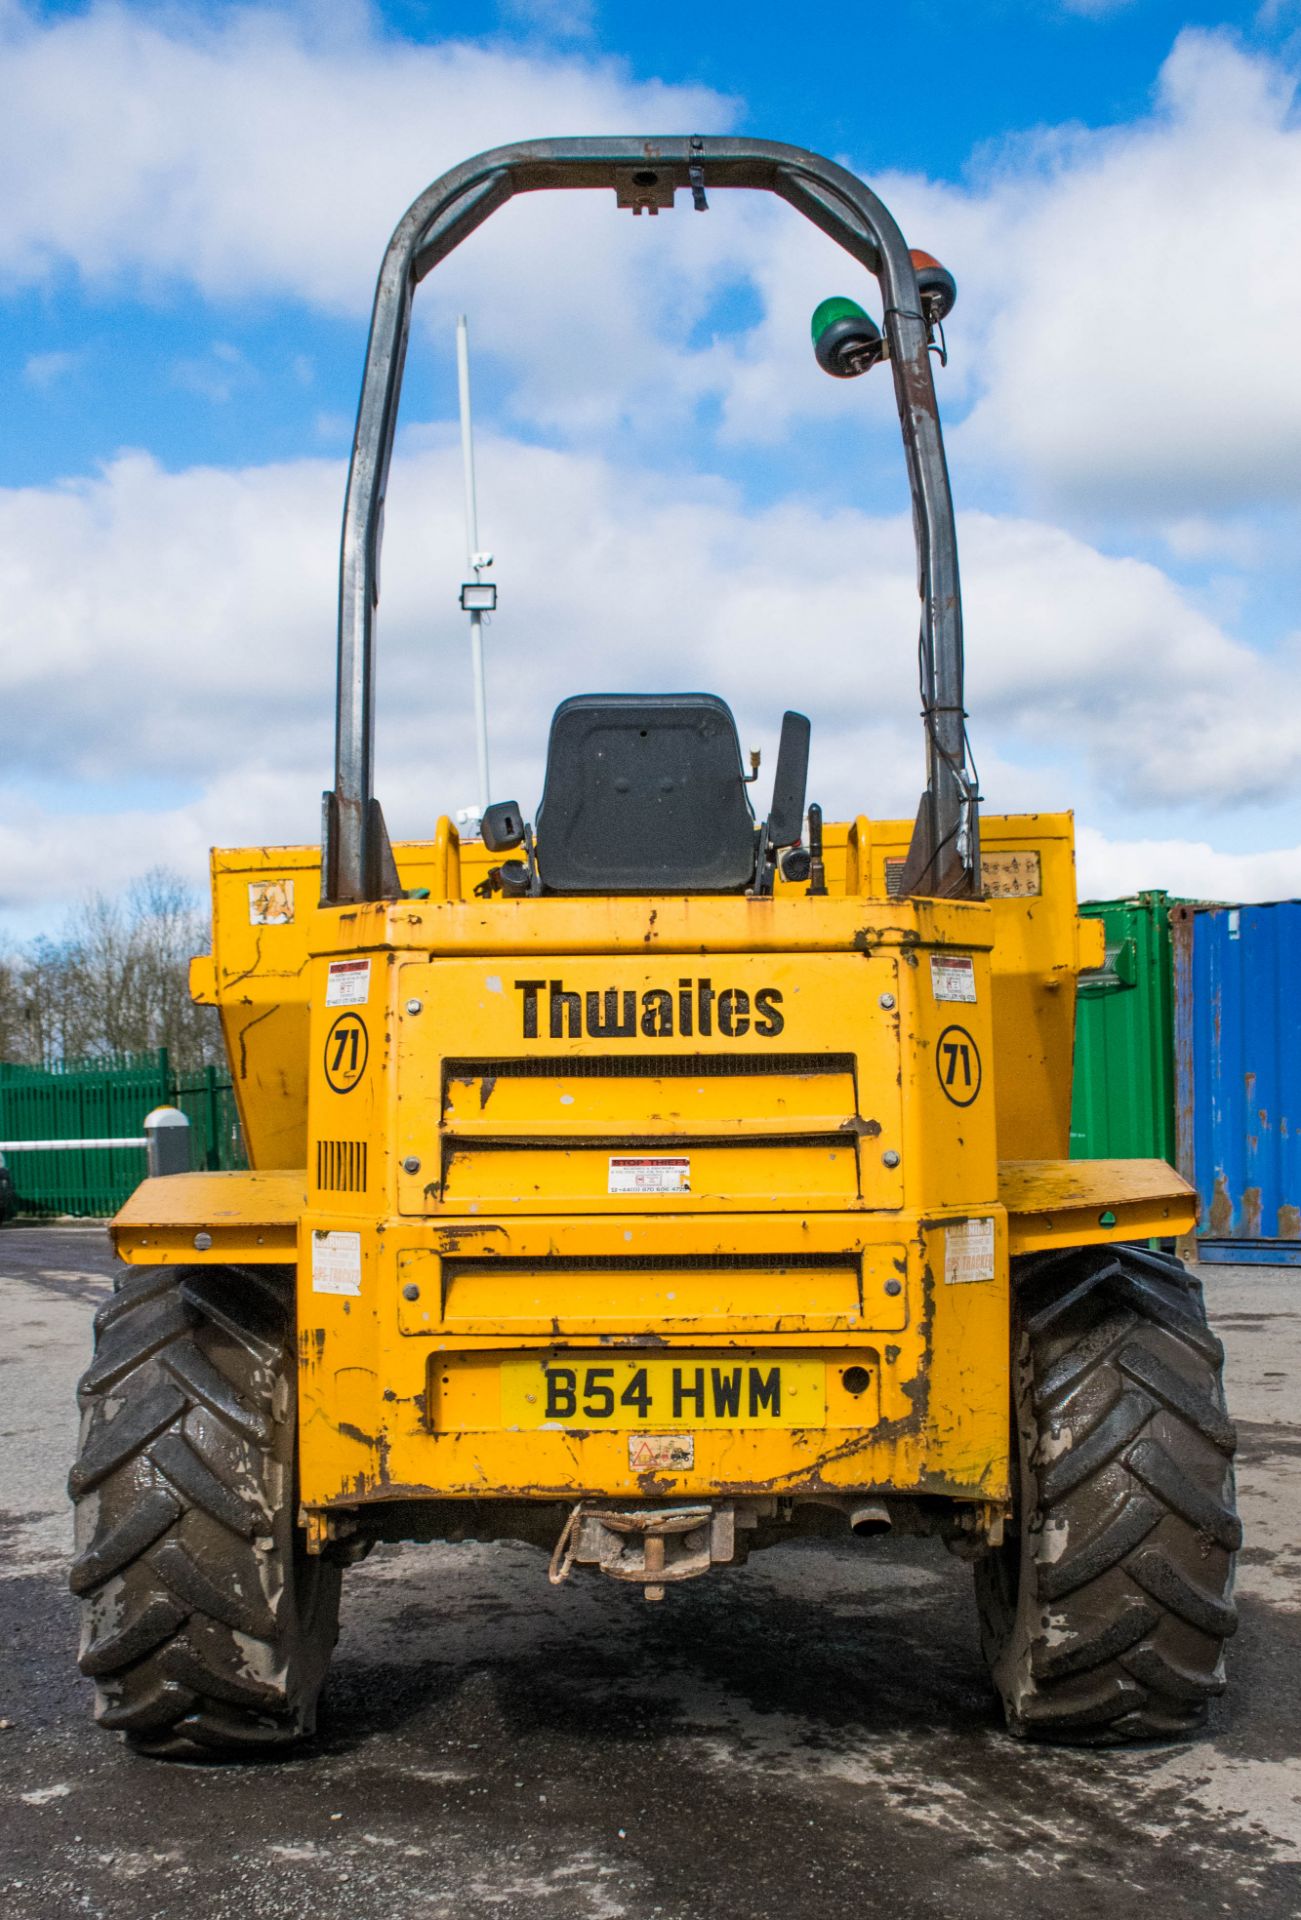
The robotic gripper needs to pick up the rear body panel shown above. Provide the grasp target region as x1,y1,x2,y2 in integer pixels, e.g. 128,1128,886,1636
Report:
118,813,1192,1535
298,889,1004,1509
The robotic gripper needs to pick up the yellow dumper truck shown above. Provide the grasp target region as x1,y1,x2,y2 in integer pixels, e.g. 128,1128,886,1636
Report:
70,138,1239,1758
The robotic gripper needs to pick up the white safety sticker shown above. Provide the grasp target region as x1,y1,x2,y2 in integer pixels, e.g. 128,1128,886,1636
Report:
629,1434,695,1472
945,1217,996,1285
931,953,977,1003
326,958,371,1007
609,1156,691,1195
312,1230,362,1296
248,878,294,926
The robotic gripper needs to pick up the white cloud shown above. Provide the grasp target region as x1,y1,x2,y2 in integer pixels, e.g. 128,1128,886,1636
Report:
688,31,1301,522
1160,516,1265,567
957,512,1301,809
1058,0,1137,16
171,339,256,403
2,9,1296,928
501,0,598,38
0,766,312,923
1077,826,1301,902
954,31,1301,511
2,435,1297,922
22,347,84,387
4,8,1301,523
0,4,731,305
0,0,749,439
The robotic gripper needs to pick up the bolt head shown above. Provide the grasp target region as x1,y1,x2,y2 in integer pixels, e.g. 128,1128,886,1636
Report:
402,1156,421,1175
879,992,896,1010
402,1283,420,1302
882,1149,901,1168
405,998,423,1015
193,1231,213,1251
884,1278,903,1297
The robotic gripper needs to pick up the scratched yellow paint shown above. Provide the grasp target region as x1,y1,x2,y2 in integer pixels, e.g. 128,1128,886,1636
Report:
112,810,1192,1531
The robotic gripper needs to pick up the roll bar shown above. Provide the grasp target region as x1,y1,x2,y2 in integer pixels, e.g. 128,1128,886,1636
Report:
323,136,979,904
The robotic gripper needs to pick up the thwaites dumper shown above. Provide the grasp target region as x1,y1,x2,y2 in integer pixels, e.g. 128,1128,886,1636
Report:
71,138,1240,1757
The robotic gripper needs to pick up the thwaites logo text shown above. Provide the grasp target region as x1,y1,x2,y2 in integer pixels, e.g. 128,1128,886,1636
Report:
515,978,785,1040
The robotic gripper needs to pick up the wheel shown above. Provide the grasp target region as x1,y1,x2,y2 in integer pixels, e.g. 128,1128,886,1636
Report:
974,1242,1240,1743
69,1264,341,1758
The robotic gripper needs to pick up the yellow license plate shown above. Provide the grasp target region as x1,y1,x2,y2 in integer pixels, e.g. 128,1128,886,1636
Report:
500,1353,826,1429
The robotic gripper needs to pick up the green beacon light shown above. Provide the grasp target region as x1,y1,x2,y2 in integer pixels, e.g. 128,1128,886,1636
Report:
811,295,883,378
812,255,957,379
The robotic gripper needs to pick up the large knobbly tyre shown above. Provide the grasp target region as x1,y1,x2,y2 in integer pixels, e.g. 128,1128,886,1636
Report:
69,1264,341,1758
975,1242,1240,1743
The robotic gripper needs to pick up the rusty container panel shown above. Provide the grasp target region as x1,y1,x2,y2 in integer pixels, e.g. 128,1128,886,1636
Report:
1173,901,1301,1264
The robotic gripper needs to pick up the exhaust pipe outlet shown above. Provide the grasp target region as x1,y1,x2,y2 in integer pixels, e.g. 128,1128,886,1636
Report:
849,1502,892,1538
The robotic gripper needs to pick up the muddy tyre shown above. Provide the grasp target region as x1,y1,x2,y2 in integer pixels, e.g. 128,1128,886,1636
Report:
69,1264,341,1758
974,1242,1239,1743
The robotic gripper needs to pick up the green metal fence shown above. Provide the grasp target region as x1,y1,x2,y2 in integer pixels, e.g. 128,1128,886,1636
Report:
1070,892,1180,1164
0,1051,246,1218
173,1066,248,1176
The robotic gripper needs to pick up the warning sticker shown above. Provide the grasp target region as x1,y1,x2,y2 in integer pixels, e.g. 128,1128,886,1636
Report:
312,1230,362,1296
248,878,294,925
981,850,1042,899
931,953,977,1003
629,1434,695,1472
945,1217,996,1286
326,958,371,1007
884,852,1043,899
609,1156,691,1195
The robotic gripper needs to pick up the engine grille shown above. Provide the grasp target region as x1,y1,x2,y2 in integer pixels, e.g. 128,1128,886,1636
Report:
317,1139,368,1193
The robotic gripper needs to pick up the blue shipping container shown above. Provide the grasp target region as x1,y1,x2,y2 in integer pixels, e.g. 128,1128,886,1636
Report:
1173,901,1301,1264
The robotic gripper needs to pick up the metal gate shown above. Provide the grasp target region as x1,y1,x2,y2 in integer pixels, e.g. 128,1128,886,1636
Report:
0,1052,245,1219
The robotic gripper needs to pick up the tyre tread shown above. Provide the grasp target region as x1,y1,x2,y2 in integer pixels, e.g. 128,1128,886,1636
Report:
69,1262,339,1758
976,1242,1239,1745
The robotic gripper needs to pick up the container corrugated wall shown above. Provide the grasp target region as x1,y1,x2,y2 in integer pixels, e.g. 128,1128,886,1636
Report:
1174,901,1301,1264
1070,892,1179,1163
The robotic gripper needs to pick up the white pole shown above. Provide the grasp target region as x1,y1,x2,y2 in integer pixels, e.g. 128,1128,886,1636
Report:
456,315,491,815
456,314,480,558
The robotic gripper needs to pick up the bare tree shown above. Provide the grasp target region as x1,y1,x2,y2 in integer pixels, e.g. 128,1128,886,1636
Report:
1,869,222,1071
0,947,31,1062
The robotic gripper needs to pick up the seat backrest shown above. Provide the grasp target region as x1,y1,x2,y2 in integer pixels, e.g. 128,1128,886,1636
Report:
534,693,757,894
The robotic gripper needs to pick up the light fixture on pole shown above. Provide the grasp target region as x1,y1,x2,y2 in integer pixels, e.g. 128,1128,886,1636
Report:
456,313,494,827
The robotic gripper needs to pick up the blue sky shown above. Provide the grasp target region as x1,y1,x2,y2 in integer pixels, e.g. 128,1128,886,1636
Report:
3,0,1301,931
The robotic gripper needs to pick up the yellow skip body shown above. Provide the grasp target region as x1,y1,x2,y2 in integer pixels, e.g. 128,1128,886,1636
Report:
113,812,1193,1533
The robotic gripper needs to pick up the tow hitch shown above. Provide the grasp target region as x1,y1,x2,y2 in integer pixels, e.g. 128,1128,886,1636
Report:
548,1503,737,1601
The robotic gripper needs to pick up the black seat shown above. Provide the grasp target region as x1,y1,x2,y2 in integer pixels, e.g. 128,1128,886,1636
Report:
534,694,757,894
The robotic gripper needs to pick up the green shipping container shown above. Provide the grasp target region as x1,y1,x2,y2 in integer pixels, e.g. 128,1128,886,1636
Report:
1070,891,1179,1164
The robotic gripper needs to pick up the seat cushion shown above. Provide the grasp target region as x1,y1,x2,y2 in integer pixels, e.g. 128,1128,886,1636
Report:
534,693,756,894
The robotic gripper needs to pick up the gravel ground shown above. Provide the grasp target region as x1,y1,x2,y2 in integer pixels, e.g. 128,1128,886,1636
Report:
1,1222,1297,1920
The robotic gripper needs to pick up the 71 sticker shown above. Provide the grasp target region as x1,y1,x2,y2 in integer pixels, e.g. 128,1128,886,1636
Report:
936,1024,982,1106
324,1011,369,1093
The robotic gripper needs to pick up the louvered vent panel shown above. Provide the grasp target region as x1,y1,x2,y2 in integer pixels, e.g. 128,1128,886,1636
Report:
317,1140,368,1192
